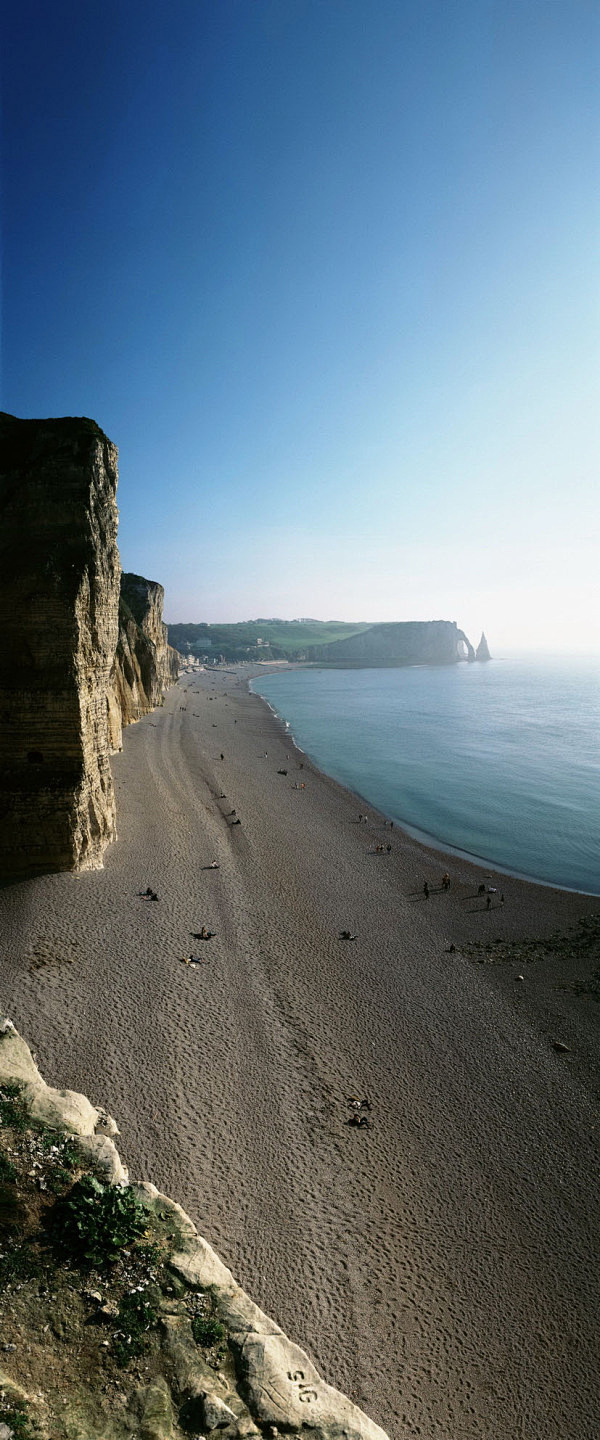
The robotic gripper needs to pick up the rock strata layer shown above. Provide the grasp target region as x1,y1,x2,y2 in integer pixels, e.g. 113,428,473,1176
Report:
109,572,181,750
0,1013,389,1440
0,413,121,880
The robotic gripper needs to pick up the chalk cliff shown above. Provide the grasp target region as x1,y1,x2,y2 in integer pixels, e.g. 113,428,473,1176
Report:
307,620,475,665
109,573,181,751
0,415,181,880
0,414,121,881
0,1013,388,1440
476,631,492,661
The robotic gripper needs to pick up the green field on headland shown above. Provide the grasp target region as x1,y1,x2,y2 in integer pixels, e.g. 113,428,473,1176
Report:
167,618,370,661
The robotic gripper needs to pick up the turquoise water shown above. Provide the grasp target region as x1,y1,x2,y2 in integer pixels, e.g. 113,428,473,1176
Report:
251,656,600,894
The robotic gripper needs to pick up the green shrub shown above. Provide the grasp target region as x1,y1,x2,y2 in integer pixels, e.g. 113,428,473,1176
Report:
0,1241,43,1286
192,1314,226,1347
0,1152,17,1182
0,1400,37,1439
49,1175,146,1267
46,1165,72,1195
39,1132,80,1167
0,1082,29,1130
134,1241,164,1268
112,1288,159,1367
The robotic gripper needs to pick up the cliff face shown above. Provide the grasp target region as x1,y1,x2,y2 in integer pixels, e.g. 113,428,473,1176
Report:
108,573,181,750
307,620,475,665
0,414,121,881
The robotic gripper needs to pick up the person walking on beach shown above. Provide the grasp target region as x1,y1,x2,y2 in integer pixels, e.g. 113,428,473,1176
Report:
423,881,429,900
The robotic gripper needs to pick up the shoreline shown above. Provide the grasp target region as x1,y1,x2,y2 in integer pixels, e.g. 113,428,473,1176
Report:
249,665,600,898
1,662,599,1439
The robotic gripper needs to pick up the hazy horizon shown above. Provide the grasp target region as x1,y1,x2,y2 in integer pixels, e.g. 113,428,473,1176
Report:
3,2,598,655
166,613,600,659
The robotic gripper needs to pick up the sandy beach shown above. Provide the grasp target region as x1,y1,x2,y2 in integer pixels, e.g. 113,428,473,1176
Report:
1,664,599,1440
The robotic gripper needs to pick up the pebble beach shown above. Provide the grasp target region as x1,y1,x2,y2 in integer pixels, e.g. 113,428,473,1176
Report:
1,664,599,1440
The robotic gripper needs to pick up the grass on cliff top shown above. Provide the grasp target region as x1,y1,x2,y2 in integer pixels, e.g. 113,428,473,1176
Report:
0,1101,233,1438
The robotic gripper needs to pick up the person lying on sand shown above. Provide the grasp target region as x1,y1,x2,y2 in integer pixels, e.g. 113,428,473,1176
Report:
339,930,358,941
191,927,215,940
139,888,159,901
180,954,209,966
347,1114,370,1128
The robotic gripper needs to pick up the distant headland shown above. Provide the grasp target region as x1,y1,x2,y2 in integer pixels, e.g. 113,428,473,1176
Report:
168,617,492,667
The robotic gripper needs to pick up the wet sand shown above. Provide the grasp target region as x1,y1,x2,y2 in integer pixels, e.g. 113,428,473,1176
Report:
1,664,599,1439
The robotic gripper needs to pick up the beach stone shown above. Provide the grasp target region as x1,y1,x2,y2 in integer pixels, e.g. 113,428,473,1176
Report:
28,1083,99,1136
0,1024,45,1086
130,1377,175,1439
199,1394,238,1429
170,1236,237,1291
161,1314,253,1433
94,1107,120,1137
234,1332,388,1440
0,1023,100,1135
77,1132,129,1184
215,1285,284,1339
133,1184,197,1239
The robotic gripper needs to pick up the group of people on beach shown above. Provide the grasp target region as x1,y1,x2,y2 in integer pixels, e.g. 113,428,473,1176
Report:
347,1095,371,1129
422,871,451,899
422,875,505,907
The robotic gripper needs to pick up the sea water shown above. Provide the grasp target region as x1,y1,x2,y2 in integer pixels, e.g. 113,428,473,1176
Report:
251,656,600,895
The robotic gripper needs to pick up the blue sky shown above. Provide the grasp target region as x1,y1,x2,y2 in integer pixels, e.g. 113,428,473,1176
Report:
2,1,598,650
